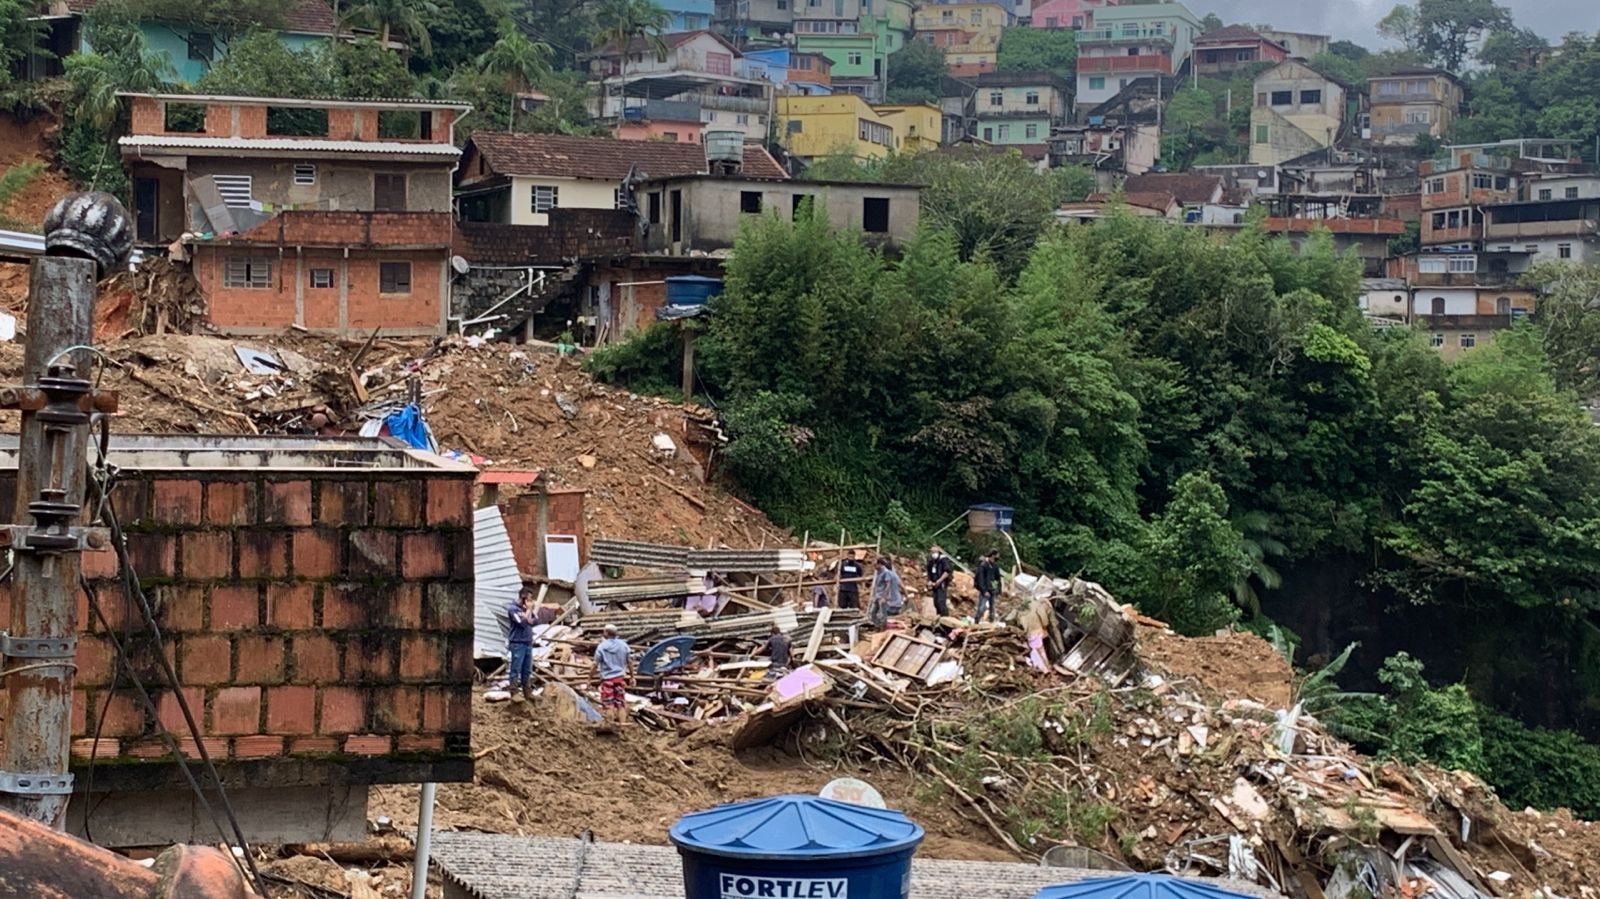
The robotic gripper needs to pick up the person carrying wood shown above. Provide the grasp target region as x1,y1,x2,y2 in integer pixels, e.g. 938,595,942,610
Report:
593,624,633,729
974,549,1001,624
868,558,904,628
925,545,954,617
506,589,536,702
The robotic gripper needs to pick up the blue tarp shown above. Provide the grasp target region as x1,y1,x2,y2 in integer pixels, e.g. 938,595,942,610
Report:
1033,875,1258,899
383,403,437,453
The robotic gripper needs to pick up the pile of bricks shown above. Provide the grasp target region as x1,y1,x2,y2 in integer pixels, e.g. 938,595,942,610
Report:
0,467,475,783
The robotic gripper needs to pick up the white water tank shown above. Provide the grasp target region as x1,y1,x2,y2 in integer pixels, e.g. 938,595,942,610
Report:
704,130,744,173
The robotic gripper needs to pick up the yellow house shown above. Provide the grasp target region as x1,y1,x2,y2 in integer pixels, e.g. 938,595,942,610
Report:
874,103,942,153
912,2,1011,76
779,94,897,161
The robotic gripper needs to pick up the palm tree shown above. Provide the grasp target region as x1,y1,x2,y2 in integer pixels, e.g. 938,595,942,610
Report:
68,26,173,131
478,22,553,129
341,0,440,58
589,0,671,81
1230,509,1286,616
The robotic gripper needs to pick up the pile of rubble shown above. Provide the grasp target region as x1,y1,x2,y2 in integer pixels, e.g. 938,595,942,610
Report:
506,542,1599,899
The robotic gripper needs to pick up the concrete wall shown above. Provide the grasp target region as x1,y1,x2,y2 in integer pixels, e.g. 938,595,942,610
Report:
0,450,476,844
194,245,449,336
637,178,919,253
508,176,620,226
184,158,453,229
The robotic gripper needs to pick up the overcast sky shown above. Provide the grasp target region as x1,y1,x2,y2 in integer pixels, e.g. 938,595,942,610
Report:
1187,0,1586,45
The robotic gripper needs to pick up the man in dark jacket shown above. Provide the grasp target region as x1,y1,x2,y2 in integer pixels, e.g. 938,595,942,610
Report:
506,589,536,702
925,545,953,617
836,550,866,610
974,550,1001,624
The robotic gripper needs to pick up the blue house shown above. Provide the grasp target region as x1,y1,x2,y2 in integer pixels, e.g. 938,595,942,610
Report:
38,0,338,84
743,47,835,95
659,0,716,32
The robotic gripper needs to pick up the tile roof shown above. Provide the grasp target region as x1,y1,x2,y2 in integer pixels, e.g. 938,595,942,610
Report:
465,132,788,182
1088,190,1179,213
1195,24,1273,44
69,0,336,33
0,808,259,899
596,29,739,57
1123,173,1224,204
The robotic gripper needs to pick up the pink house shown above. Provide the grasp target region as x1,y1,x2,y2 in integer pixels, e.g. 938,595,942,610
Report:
1027,0,1116,30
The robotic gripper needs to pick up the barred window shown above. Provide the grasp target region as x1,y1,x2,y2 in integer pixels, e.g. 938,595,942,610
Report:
223,258,271,289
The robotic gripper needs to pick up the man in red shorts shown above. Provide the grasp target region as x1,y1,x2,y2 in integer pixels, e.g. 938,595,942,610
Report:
593,623,633,729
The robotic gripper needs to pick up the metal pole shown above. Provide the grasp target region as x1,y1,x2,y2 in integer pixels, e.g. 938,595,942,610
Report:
411,782,438,899
0,192,127,828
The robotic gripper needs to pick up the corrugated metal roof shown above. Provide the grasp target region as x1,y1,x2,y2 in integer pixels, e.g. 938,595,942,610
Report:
0,228,145,266
473,506,523,660
118,136,462,156
424,833,1285,899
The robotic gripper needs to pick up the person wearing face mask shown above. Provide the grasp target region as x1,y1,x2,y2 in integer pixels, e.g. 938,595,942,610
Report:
925,545,953,617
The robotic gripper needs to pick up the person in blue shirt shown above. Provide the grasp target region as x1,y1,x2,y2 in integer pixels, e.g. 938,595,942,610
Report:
593,624,633,729
869,558,903,628
506,590,535,702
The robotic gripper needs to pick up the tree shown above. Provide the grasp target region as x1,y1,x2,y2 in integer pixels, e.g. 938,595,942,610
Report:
995,26,1076,81
0,0,42,90
1199,12,1224,32
1477,26,1547,70
1230,509,1286,616
1528,261,1600,399
1380,0,1512,71
1118,471,1250,635
589,0,670,82
885,39,945,104
0,162,42,231
1328,39,1370,62
477,20,553,128
333,36,419,98
1308,51,1363,87
341,0,440,58
96,0,295,39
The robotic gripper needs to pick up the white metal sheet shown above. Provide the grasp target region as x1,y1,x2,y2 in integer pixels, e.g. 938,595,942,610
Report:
544,534,580,582
473,505,525,660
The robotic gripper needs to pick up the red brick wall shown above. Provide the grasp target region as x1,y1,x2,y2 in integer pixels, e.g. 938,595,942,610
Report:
205,105,232,137
346,256,444,331
0,469,475,783
500,489,586,577
129,97,163,135
328,108,357,141
237,105,267,139
193,247,447,336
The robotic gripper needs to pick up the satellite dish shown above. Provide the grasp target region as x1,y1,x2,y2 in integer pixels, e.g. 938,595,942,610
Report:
1256,170,1268,179
450,255,470,275
819,777,886,809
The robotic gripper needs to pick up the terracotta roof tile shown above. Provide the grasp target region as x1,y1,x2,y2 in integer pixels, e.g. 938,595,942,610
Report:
466,132,788,182
1196,24,1272,43
1087,191,1179,213
1122,173,1224,204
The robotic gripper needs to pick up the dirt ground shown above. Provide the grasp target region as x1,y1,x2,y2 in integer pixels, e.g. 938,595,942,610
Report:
1137,628,1295,710
369,694,1015,863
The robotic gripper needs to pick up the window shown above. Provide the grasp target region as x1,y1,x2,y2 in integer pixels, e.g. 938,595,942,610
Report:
736,113,749,125
857,119,892,145
648,191,661,224
862,197,889,233
1236,49,1253,61
941,9,952,20
1459,333,1476,349
1203,50,1219,63
1446,209,1462,228
1472,173,1494,190
1496,297,1511,315
1403,109,1430,124
293,164,316,186
1447,256,1476,273
791,194,810,219
374,174,406,211
997,124,1010,140
787,120,803,133
1431,212,1446,229
1024,123,1038,139
1566,186,1580,199
983,127,993,140
1407,79,1429,94
163,101,206,133
1025,90,1039,105
989,91,1003,106
1254,124,1269,144
1088,77,1105,90
379,262,411,294
1045,16,1056,26
706,52,732,75
1558,243,1573,259
1070,15,1083,27
1430,333,1445,348
1525,244,1538,253
1270,90,1292,105
969,8,981,23
777,0,786,8
1255,92,1267,107
701,109,716,122
740,191,762,213
532,184,559,213
1418,257,1446,273
1427,177,1445,194
309,268,333,289
187,31,214,62
1495,176,1510,189
662,131,678,141
212,175,253,209
1127,46,1139,55
1538,188,1552,200
224,258,271,289
1430,297,1446,315
1299,89,1321,104
847,51,863,65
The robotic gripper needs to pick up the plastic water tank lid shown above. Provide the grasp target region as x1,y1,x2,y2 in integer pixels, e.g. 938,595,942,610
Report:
670,795,924,860
1033,874,1261,899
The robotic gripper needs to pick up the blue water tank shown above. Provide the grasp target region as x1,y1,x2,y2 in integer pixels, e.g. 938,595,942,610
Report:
665,274,725,308
670,795,924,899
967,502,1015,533
1033,874,1257,899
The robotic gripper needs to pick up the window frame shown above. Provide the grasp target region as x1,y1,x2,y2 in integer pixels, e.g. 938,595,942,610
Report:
532,184,560,214
308,268,334,289
223,257,272,290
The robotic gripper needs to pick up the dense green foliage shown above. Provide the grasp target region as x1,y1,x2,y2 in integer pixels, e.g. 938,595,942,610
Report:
1452,31,1600,161
884,39,946,104
995,27,1076,82
0,160,42,231
1378,0,1510,72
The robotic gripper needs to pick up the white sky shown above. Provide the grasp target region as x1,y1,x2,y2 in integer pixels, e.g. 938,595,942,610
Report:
1186,0,1591,45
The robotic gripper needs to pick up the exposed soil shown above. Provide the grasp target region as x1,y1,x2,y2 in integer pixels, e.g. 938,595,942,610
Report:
1137,628,1295,710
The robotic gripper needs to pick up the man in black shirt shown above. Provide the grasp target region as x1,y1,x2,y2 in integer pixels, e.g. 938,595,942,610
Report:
836,550,866,610
760,622,792,676
974,549,1001,624
925,545,953,617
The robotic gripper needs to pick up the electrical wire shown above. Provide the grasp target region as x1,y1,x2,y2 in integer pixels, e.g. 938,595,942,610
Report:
84,418,268,896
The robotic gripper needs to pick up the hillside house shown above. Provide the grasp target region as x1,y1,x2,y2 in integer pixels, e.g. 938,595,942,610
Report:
1248,60,1350,166
1482,174,1600,264
1026,0,1116,31
587,30,772,142
1073,1,1200,110
1257,29,1329,59
1049,121,1160,181
969,71,1071,146
778,93,936,160
456,132,788,226
634,174,921,254
119,93,467,337
743,47,836,94
713,0,794,43
659,0,716,31
913,2,1013,76
794,0,914,100
1368,67,1462,146
1192,25,1287,76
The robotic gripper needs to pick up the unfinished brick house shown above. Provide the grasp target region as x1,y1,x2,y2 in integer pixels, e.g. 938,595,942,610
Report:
119,93,470,336
0,436,477,846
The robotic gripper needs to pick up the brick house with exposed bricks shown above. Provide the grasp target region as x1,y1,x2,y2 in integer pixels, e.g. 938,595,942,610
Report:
119,92,470,336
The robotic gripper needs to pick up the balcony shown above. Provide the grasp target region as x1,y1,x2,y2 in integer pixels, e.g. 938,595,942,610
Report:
697,93,770,113
1415,314,1521,331
1411,269,1521,287
1077,27,1174,44
1077,55,1173,74
623,99,702,123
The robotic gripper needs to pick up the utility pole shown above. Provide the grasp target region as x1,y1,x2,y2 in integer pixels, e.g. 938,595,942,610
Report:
0,192,127,828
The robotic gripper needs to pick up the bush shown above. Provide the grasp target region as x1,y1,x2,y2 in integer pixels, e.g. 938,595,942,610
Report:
583,323,685,399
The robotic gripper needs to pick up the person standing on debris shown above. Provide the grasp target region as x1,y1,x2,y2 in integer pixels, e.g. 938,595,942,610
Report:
506,589,536,702
758,622,792,677
868,558,903,628
836,550,866,611
925,545,954,617
593,623,633,728
974,549,1001,624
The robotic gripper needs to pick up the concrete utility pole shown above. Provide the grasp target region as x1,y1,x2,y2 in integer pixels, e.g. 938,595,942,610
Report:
0,193,127,828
